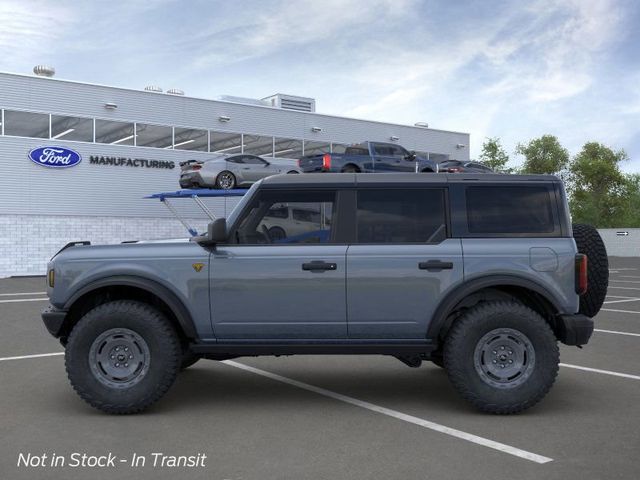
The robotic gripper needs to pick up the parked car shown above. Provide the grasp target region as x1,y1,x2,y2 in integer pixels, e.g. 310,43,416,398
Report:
43,173,609,414
298,141,438,173
439,160,494,173
179,154,300,189
262,204,332,242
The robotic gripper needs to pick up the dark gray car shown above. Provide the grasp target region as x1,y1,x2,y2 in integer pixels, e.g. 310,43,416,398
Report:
179,154,301,189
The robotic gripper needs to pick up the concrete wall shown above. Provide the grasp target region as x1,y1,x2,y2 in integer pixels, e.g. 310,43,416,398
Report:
597,229,640,257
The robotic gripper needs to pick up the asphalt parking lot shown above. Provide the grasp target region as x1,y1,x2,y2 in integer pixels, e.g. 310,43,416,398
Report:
1,258,639,480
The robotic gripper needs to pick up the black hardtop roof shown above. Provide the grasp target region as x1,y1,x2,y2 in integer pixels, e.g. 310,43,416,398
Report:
260,173,561,188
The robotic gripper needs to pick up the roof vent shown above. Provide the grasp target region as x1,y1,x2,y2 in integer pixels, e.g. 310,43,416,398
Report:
262,94,316,112
144,85,163,93
167,88,184,96
33,65,55,77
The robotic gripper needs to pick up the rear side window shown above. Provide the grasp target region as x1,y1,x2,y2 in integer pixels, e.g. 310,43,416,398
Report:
356,189,447,243
466,186,555,234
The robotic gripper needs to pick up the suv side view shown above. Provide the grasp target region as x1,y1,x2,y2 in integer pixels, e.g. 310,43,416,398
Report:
42,173,608,414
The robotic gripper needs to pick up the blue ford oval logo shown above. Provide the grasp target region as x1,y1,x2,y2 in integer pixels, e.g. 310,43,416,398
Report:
28,146,82,168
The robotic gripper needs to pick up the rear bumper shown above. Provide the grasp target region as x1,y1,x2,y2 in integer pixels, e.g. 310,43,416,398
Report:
42,304,68,338
556,313,594,346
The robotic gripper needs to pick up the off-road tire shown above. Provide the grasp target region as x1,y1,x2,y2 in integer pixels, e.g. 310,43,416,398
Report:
65,300,181,414
573,223,608,317
443,301,559,414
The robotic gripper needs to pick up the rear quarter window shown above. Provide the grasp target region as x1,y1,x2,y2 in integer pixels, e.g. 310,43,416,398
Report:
465,186,556,234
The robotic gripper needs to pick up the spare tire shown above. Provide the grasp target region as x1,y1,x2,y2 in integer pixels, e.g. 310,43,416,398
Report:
573,223,608,317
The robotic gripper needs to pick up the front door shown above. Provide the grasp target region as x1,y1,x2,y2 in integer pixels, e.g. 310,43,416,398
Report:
346,187,463,338
210,188,348,339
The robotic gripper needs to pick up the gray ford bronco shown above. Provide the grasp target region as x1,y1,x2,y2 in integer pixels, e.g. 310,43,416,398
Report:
42,173,609,414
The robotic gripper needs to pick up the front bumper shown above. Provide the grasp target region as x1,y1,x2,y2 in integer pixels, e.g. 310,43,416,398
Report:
556,313,594,346
42,304,68,338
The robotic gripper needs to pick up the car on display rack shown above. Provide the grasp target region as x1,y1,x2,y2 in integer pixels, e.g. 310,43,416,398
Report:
297,141,439,173
438,159,494,173
179,154,301,190
42,173,608,415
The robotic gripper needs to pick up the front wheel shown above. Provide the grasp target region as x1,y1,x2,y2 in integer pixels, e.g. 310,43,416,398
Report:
65,300,182,414
443,301,559,414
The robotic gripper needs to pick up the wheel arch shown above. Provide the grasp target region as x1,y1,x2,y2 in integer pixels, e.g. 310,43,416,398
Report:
341,163,361,172
427,275,563,341
61,275,197,343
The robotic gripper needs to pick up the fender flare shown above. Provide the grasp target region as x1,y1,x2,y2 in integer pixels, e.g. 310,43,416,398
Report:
426,274,564,340
64,275,197,338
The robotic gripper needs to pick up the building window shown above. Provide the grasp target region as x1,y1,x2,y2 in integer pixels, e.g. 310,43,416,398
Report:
4,110,49,138
135,123,173,149
95,119,135,145
51,115,93,142
243,134,274,156
273,137,303,159
173,127,208,151
210,131,243,154
304,140,331,156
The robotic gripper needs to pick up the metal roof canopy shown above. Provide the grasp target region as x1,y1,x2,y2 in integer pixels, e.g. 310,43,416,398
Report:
146,189,247,236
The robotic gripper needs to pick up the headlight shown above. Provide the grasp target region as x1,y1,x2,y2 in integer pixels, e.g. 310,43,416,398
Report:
48,269,55,288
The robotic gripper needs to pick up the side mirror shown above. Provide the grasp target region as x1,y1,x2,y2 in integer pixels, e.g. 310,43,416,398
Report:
192,218,227,245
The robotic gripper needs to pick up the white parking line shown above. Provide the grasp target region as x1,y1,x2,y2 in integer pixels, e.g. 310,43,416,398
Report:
609,268,637,271
603,298,640,304
0,352,63,362
601,308,640,314
607,286,640,291
222,360,553,464
0,292,47,296
560,363,640,381
610,280,640,284
616,275,640,279
0,298,49,304
594,328,640,338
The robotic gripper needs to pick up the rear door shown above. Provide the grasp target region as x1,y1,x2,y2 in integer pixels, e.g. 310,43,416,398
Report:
346,187,463,338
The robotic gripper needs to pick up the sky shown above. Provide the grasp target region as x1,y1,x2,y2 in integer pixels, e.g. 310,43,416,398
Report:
1,0,639,171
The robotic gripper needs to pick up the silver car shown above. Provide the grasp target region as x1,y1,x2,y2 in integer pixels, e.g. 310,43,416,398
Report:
179,154,301,189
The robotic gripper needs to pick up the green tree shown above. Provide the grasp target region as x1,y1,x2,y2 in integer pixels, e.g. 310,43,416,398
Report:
478,137,512,172
568,142,630,227
516,135,569,175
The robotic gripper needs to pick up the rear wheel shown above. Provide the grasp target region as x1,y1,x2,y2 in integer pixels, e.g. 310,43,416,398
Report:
573,223,608,317
287,170,299,174
443,301,559,414
215,171,236,190
268,226,287,241
341,165,359,173
65,300,181,414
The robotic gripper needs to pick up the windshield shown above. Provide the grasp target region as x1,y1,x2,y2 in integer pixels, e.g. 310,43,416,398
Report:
225,180,262,229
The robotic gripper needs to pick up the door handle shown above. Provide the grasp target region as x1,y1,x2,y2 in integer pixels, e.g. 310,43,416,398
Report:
418,260,453,271
302,261,337,272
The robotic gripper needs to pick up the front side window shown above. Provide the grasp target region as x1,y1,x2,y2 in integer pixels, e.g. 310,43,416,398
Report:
466,186,555,234
356,189,447,243
235,190,335,244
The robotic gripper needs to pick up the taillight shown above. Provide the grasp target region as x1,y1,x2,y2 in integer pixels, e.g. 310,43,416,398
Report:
447,167,462,173
297,159,302,167
322,154,331,170
575,254,588,295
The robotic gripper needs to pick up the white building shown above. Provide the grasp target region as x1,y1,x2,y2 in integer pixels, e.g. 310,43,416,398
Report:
0,69,470,277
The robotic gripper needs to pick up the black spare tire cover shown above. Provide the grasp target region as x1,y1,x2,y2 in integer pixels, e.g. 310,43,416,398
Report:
573,223,608,317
